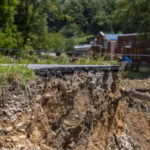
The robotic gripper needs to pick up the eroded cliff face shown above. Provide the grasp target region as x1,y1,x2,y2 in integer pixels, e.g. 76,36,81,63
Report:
0,71,150,150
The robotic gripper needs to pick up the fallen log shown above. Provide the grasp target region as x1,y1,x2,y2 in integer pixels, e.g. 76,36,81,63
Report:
129,90,150,102
135,89,150,93
121,88,150,102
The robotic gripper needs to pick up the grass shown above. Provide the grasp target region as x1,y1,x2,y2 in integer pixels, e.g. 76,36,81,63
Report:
139,67,150,73
0,65,36,87
0,52,117,87
0,53,117,65
73,55,117,65
122,71,150,79
0,53,57,64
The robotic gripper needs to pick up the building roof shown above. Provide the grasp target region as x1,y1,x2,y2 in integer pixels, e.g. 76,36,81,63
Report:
104,33,137,41
119,33,137,37
74,45,91,51
105,34,123,41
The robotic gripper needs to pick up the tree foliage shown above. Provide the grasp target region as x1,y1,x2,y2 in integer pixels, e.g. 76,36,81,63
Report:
0,0,19,29
15,0,50,49
56,0,116,35
0,0,23,49
115,0,150,36
0,27,23,49
0,0,150,51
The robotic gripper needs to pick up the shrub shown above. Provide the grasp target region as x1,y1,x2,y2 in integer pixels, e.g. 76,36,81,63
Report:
0,26,23,50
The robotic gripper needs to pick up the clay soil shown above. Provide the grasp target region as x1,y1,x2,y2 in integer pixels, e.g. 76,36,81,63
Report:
124,78,150,90
0,74,150,150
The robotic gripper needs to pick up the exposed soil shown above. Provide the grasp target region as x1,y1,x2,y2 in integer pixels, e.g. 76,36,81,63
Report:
124,78,150,89
0,72,150,150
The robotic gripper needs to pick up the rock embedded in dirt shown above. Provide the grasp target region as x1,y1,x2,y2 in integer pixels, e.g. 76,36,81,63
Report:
16,122,25,130
0,70,150,150
4,126,13,133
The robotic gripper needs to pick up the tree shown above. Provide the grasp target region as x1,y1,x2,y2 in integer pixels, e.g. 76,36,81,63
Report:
15,0,50,50
56,0,117,36
115,0,150,36
0,0,23,49
0,0,19,29
0,26,23,49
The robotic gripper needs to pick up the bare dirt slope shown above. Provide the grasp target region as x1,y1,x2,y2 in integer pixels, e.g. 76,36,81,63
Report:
124,78,150,89
0,73,150,150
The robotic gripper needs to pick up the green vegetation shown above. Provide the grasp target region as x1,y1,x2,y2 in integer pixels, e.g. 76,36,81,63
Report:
0,53,117,65
0,53,117,87
74,55,117,65
122,71,150,80
0,0,150,51
0,0,23,49
74,35,94,45
57,0,116,35
115,0,150,36
0,65,36,87
0,0,149,91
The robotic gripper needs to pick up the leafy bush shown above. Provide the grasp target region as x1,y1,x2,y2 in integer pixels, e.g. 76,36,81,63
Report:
0,26,23,49
48,32,66,51
64,38,75,52
62,23,80,37
74,34,94,45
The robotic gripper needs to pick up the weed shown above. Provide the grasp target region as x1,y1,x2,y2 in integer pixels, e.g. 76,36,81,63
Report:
120,79,125,86
0,52,117,65
0,53,117,88
0,65,36,87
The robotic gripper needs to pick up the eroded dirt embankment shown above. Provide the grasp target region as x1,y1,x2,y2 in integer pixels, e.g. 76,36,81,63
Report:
0,71,150,150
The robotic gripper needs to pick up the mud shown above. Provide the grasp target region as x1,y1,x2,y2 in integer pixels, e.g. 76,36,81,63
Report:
0,72,150,150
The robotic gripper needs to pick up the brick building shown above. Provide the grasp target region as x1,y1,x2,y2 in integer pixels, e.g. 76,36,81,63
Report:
91,32,150,63
91,32,122,60
117,34,150,63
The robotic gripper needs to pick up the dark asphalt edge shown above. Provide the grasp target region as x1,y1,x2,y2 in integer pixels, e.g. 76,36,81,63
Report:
32,65,121,77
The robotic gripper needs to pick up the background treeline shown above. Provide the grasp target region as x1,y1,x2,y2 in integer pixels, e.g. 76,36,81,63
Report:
0,0,149,51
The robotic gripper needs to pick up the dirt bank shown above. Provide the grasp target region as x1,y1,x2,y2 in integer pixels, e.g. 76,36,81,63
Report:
124,78,150,89
0,72,150,150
